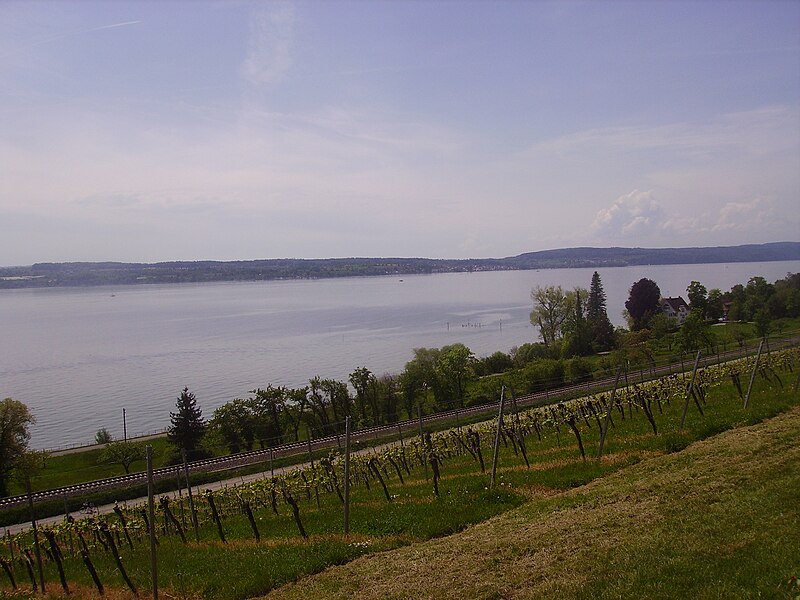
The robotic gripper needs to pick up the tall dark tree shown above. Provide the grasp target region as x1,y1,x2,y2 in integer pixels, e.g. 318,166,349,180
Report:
167,387,207,460
625,278,661,331
587,272,615,351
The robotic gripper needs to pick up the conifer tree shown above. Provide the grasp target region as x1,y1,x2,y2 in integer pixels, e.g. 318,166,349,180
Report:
167,387,207,460
587,271,615,350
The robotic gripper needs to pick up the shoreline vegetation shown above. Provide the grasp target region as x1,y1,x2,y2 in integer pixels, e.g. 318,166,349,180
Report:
1,242,798,289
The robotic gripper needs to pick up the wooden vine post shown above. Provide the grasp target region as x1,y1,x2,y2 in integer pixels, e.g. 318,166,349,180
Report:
597,366,624,459
182,449,200,542
146,445,158,600
489,386,506,489
344,416,351,536
418,406,428,481
743,339,765,409
509,386,530,468
25,476,45,593
679,351,702,432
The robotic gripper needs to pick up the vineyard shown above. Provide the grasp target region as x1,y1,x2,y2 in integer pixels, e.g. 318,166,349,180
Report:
1,347,798,599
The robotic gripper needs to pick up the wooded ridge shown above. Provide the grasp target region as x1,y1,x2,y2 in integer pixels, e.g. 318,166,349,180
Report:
1,242,798,289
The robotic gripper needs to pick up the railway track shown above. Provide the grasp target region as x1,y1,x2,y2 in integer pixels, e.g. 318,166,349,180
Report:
2,336,796,512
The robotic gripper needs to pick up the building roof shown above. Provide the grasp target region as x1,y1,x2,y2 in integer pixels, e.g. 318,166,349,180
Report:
661,296,689,312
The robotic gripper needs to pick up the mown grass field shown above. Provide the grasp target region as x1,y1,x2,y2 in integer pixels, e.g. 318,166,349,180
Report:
1,353,798,599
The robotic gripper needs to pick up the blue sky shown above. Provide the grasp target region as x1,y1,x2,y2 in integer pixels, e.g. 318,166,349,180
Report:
1,1,798,264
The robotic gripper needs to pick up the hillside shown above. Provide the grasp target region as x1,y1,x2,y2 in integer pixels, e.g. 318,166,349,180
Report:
1,242,798,289
264,406,800,599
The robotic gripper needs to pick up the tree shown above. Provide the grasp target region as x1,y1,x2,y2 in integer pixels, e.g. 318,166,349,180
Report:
530,285,571,347
0,398,35,496
753,308,772,339
706,288,724,321
677,310,715,353
248,387,286,448
376,373,400,423
562,288,591,357
349,367,376,425
209,399,252,454
95,428,112,444
587,272,615,351
167,387,207,460
282,386,310,442
99,441,145,474
307,377,351,434
686,281,708,318
436,343,475,408
401,347,443,413
625,278,661,331
648,313,676,351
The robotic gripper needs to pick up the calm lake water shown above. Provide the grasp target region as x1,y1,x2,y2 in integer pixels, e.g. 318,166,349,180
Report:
2,260,798,449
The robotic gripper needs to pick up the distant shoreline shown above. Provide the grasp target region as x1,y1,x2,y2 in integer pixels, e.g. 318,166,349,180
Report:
1,242,798,289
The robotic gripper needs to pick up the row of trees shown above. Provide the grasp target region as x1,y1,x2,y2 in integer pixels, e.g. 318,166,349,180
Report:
623,272,800,333
167,343,477,457
528,271,615,357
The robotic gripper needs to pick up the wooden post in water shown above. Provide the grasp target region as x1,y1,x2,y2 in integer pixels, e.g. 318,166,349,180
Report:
147,445,158,600
343,416,351,536
679,351,702,432
597,366,624,459
743,340,765,410
489,387,506,489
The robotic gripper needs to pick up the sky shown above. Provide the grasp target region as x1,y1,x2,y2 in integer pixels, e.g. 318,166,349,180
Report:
1,1,799,265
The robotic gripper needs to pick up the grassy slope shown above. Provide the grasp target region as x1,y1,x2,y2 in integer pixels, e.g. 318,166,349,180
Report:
265,405,800,600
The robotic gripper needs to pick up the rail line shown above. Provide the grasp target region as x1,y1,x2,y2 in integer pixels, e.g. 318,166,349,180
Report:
2,336,796,511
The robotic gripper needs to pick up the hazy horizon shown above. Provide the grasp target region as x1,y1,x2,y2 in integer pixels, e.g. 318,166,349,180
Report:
1,240,797,269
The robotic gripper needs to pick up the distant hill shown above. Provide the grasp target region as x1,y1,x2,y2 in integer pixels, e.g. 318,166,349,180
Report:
1,242,798,289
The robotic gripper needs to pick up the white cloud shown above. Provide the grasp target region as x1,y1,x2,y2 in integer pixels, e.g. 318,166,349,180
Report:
592,190,664,238
711,199,775,233
591,191,787,247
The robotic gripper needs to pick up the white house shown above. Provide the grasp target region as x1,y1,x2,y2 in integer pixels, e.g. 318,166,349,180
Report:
660,296,690,325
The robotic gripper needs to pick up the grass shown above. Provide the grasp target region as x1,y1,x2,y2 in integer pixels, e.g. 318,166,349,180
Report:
1,360,798,599
262,393,800,600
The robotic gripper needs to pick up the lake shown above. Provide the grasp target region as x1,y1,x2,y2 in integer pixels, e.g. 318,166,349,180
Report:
2,260,798,449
